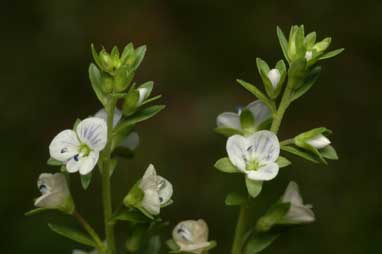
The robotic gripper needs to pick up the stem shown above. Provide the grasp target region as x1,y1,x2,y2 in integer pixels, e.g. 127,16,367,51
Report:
102,98,118,254
270,86,292,134
231,202,249,254
73,210,106,253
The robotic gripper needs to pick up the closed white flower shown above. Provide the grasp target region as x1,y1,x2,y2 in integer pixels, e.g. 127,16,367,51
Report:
279,181,315,224
216,101,271,132
137,87,150,106
95,108,140,150
267,69,281,88
305,51,313,61
173,219,210,254
306,134,331,149
49,117,107,175
226,131,280,181
139,164,173,215
34,173,74,213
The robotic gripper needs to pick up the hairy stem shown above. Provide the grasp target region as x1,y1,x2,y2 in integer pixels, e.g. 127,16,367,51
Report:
102,98,118,254
73,210,106,253
231,202,249,254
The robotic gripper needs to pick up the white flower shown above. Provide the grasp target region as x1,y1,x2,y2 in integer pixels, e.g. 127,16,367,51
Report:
173,219,210,254
95,108,140,151
306,134,331,149
279,181,315,224
34,173,74,213
267,69,281,88
226,130,280,181
216,101,271,132
139,164,173,215
305,51,313,61
49,117,107,175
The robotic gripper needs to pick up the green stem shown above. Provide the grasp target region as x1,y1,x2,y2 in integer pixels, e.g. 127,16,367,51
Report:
280,138,294,146
231,202,249,254
73,210,106,253
102,97,118,254
270,86,293,134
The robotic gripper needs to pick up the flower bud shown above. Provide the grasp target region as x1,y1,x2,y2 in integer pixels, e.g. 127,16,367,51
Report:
34,173,74,214
306,134,331,149
267,69,281,88
305,51,313,61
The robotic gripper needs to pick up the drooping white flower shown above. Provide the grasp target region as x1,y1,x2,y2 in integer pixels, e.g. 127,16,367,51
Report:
305,51,313,61
34,173,74,213
216,101,271,132
267,69,281,89
139,164,173,215
95,108,140,151
226,131,280,181
49,117,107,175
173,219,210,254
279,181,315,224
306,134,331,149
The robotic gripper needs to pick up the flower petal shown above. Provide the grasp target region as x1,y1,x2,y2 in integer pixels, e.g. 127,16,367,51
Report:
226,135,247,172
140,164,158,191
76,117,107,151
49,130,80,161
141,189,160,215
281,205,315,224
247,130,280,163
120,132,140,150
79,151,99,175
281,181,303,205
34,173,70,209
137,87,149,105
94,108,122,128
267,69,281,88
306,134,331,149
246,162,279,181
173,219,209,253
66,156,83,173
246,101,271,128
157,176,173,205
216,112,241,130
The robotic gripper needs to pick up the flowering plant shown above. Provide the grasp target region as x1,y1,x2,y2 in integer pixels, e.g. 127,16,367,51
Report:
26,24,342,254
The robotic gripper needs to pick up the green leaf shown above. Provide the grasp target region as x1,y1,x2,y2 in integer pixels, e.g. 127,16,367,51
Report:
122,90,140,116
73,118,81,130
281,145,319,163
225,192,247,206
304,31,317,49
141,235,162,254
80,172,92,190
166,239,180,251
237,79,275,112
143,94,162,105
137,206,155,220
48,223,96,247
291,66,321,101
276,156,291,168
123,182,145,208
320,145,338,160
319,48,345,60
25,208,51,216
214,157,240,173
133,45,147,70
205,241,217,251
112,208,151,224
240,109,255,133
91,44,102,69
277,26,290,63
256,202,291,232
243,232,279,254
287,58,307,89
245,178,263,198
47,157,62,166
214,127,243,137
126,105,166,125
256,58,275,98
89,63,108,106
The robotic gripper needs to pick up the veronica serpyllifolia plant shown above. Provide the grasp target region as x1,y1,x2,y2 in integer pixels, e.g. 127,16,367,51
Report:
214,24,342,254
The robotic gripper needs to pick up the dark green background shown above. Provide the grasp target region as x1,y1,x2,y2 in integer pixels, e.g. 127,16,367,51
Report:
1,0,380,253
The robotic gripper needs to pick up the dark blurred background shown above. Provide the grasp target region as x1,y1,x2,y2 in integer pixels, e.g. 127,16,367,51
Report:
1,0,381,253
